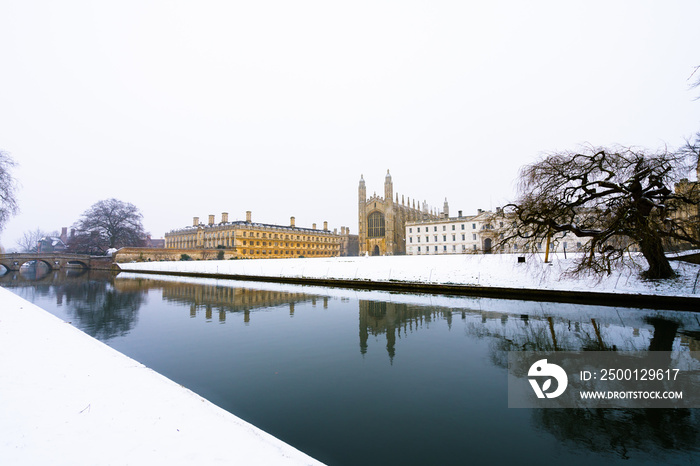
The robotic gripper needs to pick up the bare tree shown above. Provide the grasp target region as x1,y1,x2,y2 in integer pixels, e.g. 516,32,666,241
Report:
689,64,700,99
0,150,19,233
69,199,148,254
501,145,699,279
16,228,47,253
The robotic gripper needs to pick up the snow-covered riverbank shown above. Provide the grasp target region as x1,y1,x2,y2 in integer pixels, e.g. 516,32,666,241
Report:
118,253,700,298
0,286,323,466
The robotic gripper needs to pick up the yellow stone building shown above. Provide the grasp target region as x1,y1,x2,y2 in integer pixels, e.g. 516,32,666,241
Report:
165,211,350,259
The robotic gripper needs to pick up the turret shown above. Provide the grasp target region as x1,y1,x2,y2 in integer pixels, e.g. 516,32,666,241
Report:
384,169,393,203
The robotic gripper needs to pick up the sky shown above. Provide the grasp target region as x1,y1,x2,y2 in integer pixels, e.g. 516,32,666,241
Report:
1,0,699,250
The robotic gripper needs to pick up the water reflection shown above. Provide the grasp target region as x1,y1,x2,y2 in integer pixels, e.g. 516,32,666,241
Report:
1,268,144,340
2,270,700,465
359,301,453,360
114,276,329,323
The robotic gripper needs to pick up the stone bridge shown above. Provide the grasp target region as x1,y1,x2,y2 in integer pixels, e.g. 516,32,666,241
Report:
0,253,114,272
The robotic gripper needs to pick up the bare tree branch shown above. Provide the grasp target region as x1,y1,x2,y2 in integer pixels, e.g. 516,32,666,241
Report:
499,144,699,279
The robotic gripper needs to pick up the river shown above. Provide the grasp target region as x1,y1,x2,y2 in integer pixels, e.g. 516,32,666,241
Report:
2,265,699,465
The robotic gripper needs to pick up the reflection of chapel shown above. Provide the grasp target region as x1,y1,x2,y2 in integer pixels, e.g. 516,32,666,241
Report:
358,170,445,255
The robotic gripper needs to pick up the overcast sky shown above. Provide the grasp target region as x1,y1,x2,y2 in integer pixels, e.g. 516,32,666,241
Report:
1,1,699,250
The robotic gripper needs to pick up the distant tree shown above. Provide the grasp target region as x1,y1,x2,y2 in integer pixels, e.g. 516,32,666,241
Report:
501,145,700,279
16,228,47,253
69,199,148,255
0,150,19,233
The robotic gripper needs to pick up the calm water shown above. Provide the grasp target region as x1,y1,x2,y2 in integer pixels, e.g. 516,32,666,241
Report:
2,265,700,466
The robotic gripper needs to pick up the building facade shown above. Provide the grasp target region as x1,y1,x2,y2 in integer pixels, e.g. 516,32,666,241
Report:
358,170,443,256
405,209,502,255
165,211,355,259
406,209,588,255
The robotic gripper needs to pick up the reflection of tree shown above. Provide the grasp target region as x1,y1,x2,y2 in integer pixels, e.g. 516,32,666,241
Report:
63,281,144,340
0,270,144,340
534,408,700,460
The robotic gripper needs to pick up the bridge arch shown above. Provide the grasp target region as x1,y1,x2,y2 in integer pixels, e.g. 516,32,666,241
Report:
20,259,56,270
65,260,89,269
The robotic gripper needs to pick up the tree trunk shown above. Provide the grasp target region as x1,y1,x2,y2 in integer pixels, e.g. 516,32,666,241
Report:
639,234,675,279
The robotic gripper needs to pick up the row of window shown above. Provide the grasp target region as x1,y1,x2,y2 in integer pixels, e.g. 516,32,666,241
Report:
242,240,336,249
407,222,503,234
409,224,473,233
239,250,334,256
409,233,480,243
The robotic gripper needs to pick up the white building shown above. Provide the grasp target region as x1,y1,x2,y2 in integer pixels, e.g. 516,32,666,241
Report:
405,209,502,255
405,208,587,255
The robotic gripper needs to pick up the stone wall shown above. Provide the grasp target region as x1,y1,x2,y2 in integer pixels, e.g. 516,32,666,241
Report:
114,247,237,263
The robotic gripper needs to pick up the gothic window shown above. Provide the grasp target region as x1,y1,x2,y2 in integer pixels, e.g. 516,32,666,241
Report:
368,211,385,238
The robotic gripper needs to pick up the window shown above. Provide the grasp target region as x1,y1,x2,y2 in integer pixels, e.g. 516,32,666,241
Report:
442,226,446,231
417,227,421,233
368,211,385,238
473,234,477,240
472,224,476,229
461,234,465,241
417,237,420,242
434,226,437,232
461,224,465,230
409,228,412,233
435,246,438,252
443,245,447,251
442,235,446,241
434,235,438,242
409,237,413,243
452,235,456,241
418,247,421,252
426,236,429,242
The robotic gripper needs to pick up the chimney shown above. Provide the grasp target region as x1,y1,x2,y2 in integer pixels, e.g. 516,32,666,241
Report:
323,221,328,231
341,226,346,235
208,215,215,225
312,223,317,230
334,228,337,234
193,217,199,226
70,228,75,237
246,211,252,223
478,209,483,214
290,216,295,228
458,210,463,217
222,212,229,223
61,227,68,242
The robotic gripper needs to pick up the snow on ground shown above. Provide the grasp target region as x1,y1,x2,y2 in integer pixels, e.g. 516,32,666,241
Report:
119,253,700,297
0,286,323,466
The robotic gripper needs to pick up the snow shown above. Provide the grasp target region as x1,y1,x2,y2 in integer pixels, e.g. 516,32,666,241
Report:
0,286,323,466
119,253,700,297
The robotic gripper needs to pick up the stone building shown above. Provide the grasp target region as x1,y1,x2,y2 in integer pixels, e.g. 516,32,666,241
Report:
358,170,443,256
165,211,355,259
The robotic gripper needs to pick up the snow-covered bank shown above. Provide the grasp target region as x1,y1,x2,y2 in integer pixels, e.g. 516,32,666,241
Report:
118,253,700,298
0,287,323,466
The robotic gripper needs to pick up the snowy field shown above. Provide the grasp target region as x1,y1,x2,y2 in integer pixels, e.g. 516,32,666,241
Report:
119,253,700,298
0,287,323,466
